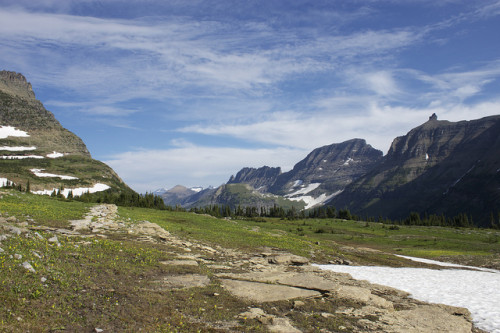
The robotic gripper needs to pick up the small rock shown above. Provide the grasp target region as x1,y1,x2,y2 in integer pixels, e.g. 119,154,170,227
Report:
14,253,22,260
21,261,36,273
34,232,44,240
8,226,21,235
238,307,267,320
0,247,4,253
7,216,17,223
293,300,305,308
32,251,42,258
41,277,47,283
48,236,58,243
95,328,104,333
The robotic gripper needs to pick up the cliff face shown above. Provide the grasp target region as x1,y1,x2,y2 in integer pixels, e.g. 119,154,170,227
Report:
330,114,500,226
269,139,383,196
227,166,282,192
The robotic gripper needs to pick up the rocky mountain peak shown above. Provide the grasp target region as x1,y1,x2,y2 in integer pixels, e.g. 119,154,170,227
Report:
228,166,282,192
428,113,438,121
0,70,36,100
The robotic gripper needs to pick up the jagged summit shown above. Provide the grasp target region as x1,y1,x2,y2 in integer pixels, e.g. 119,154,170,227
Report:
428,113,437,121
0,70,36,100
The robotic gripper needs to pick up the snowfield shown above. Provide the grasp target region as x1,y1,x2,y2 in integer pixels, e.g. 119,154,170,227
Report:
0,155,44,159
285,183,321,197
0,125,29,139
0,178,12,187
47,151,64,158
0,146,36,151
32,183,111,198
317,256,500,333
30,169,78,180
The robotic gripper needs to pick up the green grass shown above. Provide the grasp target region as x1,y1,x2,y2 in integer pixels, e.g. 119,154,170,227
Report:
0,191,92,227
118,206,500,266
1,191,499,332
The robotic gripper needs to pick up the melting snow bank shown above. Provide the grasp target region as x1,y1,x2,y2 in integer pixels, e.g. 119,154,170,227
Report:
32,184,111,198
316,258,500,333
0,155,44,159
0,178,13,187
47,151,64,158
395,255,500,273
0,125,29,139
30,169,78,180
0,146,36,151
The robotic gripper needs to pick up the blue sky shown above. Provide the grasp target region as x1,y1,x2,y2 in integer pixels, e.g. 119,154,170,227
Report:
1,0,500,193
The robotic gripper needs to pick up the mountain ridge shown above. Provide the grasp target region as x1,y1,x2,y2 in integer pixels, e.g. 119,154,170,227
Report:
161,114,500,226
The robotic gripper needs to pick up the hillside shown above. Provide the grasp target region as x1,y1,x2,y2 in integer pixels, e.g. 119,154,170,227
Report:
181,183,306,211
0,70,130,195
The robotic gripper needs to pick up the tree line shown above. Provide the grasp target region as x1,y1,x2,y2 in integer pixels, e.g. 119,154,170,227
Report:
190,203,500,229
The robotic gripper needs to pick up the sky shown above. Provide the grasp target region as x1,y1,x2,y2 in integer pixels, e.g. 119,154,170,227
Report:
1,0,500,193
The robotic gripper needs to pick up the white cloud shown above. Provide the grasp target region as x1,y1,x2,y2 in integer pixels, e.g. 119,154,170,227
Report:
105,144,307,193
179,99,500,154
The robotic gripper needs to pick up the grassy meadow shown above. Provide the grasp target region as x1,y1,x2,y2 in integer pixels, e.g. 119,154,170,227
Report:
1,190,499,331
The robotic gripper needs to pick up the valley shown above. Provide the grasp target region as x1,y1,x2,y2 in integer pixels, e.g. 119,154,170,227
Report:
1,190,498,332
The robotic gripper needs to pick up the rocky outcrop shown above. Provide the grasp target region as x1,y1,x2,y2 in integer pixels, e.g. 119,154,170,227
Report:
227,166,282,192
0,70,36,100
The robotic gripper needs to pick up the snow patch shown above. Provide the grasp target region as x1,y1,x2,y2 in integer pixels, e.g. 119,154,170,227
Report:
0,155,44,159
190,187,203,193
343,157,354,166
288,191,340,209
0,146,36,151
317,257,500,333
286,183,321,197
47,151,64,158
292,180,303,188
0,178,13,187
32,183,111,198
444,164,476,194
396,255,499,273
425,153,429,161
30,169,78,180
0,126,29,139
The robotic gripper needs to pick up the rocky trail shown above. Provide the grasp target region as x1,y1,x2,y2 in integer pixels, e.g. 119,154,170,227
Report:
0,204,486,332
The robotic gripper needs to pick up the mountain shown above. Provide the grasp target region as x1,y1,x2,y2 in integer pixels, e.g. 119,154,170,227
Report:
0,70,129,196
160,185,200,206
269,139,383,200
180,183,305,211
175,139,383,210
330,114,500,227
227,166,281,192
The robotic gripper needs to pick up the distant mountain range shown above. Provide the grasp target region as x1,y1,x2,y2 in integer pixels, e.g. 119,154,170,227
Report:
161,113,500,227
0,70,130,196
